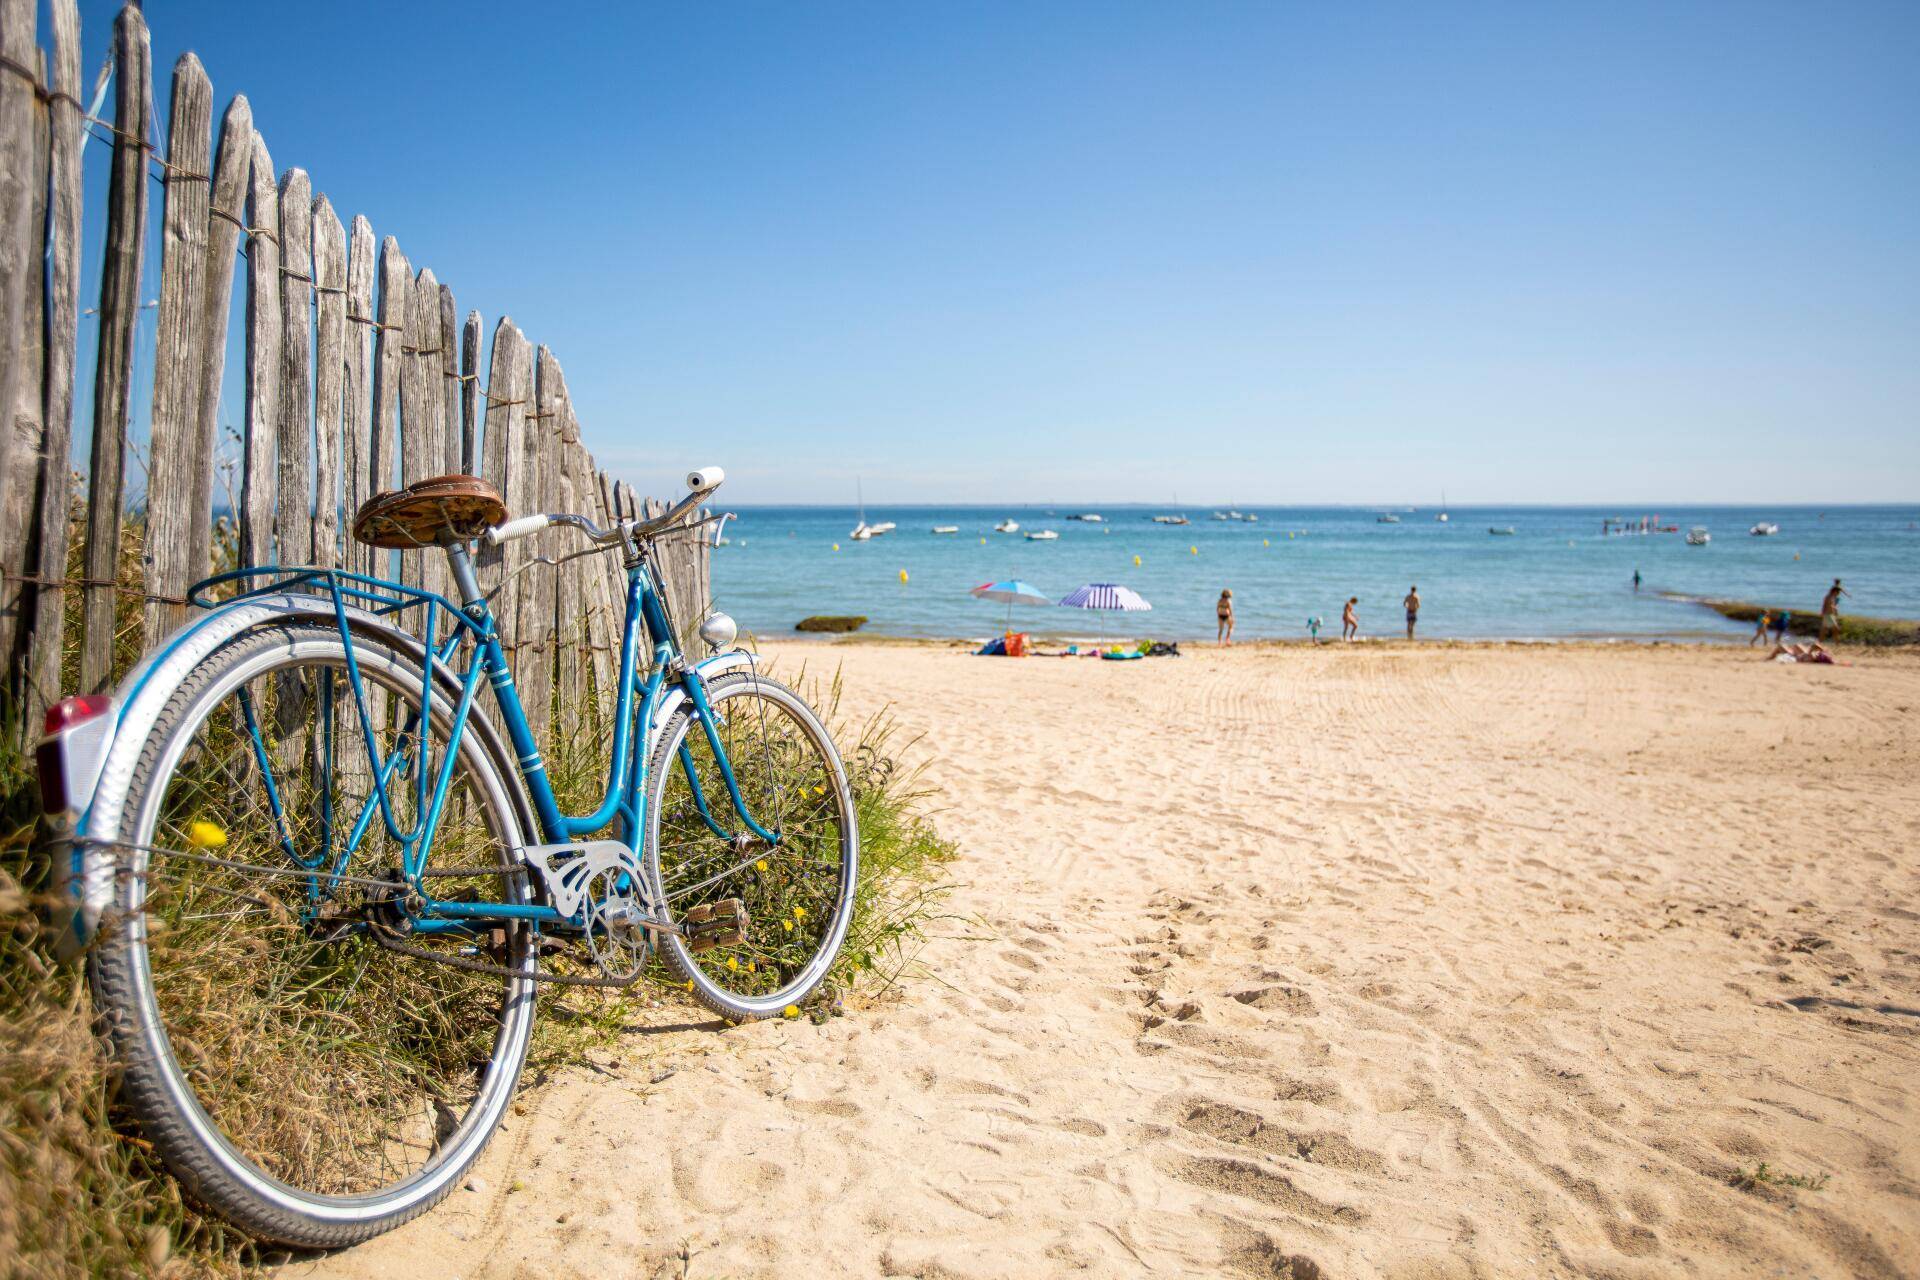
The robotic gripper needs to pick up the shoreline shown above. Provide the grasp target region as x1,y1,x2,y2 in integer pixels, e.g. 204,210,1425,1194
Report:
747,628,1918,650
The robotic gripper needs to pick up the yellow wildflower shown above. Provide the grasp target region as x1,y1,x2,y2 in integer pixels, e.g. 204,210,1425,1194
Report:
186,821,228,849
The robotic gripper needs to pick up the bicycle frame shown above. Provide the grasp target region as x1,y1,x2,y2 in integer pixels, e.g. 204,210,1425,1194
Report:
174,538,767,936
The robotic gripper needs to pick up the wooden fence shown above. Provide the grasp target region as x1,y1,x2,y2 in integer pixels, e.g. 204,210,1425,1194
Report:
0,2,710,745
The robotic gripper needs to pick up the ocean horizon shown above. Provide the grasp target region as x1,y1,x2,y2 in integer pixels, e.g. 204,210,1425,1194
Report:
704,502,1919,643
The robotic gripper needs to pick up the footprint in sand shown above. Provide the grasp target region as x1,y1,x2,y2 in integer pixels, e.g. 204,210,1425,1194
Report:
1164,1154,1365,1223
1231,985,1319,1018
1177,1099,1388,1176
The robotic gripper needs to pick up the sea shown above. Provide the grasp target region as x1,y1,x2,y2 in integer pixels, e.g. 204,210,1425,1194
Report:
704,505,1920,644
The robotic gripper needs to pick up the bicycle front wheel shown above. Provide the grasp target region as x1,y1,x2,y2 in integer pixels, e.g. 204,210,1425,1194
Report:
645,671,858,1020
87,621,537,1247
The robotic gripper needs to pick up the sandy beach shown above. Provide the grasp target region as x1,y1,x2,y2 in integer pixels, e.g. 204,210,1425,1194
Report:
300,641,1920,1280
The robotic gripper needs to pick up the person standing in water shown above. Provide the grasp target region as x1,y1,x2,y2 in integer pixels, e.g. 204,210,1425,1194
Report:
1216,589,1235,645
1403,585,1421,639
1632,568,1642,592
1820,579,1848,640
1342,597,1359,641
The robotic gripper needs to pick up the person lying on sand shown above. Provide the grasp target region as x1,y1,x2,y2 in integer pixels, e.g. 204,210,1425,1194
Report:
1770,641,1835,665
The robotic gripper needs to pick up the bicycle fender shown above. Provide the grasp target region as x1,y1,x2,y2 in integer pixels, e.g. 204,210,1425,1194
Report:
645,649,759,753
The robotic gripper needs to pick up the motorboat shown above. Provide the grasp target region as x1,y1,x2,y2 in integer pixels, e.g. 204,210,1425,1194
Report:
1024,529,1058,541
1242,512,1258,523
994,518,1020,534
1376,513,1400,524
1686,526,1711,546
1488,525,1516,536
1067,513,1104,522
931,525,959,535
867,521,896,536
1152,514,1189,525
1749,522,1779,537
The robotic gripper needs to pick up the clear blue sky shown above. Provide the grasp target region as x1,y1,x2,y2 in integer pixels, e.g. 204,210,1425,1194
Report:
75,1,1920,506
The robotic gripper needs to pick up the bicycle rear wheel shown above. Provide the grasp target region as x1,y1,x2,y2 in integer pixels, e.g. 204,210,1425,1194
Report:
87,622,537,1247
644,671,857,1020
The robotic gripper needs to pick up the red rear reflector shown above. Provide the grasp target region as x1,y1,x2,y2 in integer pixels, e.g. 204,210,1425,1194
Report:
44,694,111,736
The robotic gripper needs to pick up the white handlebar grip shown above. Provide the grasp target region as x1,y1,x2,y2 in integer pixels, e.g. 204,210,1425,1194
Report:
484,514,552,546
686,466,725,494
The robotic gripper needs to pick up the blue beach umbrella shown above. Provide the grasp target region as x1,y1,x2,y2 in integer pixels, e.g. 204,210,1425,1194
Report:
970,579,1052,630
1057,582,1152,644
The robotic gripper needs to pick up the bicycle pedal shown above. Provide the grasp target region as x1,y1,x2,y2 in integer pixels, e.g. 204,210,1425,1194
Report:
682,899,747,951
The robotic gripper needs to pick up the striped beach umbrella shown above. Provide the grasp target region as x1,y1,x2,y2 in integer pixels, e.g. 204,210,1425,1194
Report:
1057,582,1151,646
1057,583,1152,613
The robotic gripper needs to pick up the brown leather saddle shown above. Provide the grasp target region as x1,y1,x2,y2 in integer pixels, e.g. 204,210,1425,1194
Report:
351,474,509,549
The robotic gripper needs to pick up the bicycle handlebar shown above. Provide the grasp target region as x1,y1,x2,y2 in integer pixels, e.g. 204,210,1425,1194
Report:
483,466,727,548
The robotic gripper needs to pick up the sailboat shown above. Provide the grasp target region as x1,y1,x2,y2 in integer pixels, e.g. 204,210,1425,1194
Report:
1436,490,1449,523
849,479,873,541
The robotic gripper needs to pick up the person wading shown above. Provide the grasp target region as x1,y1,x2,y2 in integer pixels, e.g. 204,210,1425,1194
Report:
1216,589,1235,645
1403,585,1421,639
1342,596,1359,641
1820,579,1848,641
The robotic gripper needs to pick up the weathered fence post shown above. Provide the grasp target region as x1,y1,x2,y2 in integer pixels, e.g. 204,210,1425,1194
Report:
438,285,461,474
369,235,407,578
79,5,150,692
20,0,83,731
403,266,447,601
460,310,480,475
342,216,374,576
478,317,528,619
311,196,346,568
0,40,45,686
140,52,213,644
238,131,280,572
275,168,313,568
0,0,38,521
518,344,559,736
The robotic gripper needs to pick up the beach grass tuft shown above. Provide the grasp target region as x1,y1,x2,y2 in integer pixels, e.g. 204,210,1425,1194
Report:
1730,1161,1831,1193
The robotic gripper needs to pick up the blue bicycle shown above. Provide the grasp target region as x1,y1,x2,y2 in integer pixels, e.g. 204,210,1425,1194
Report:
36,466,857,1246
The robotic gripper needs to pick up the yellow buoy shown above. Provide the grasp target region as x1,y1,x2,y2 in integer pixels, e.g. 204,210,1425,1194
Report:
979,537,986,544
899,569,908,583
1263,538,1269,547
1132,554,1141,567
1189,545,1197,555
831,542,839,551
